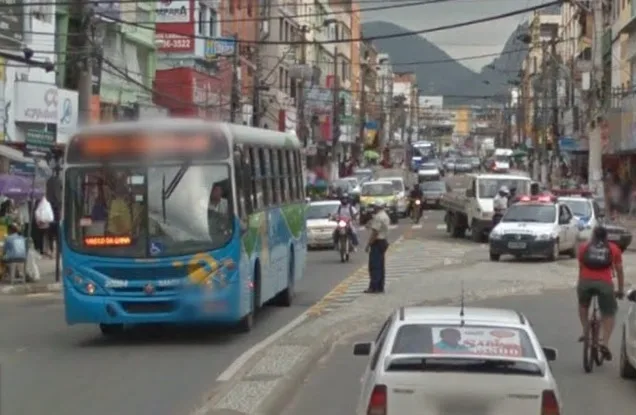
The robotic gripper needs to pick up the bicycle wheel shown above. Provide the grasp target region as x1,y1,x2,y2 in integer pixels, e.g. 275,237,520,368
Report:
591,320,604,366
583,324,594,373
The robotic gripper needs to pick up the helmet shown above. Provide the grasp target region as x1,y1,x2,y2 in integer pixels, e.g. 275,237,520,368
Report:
499,186,509,194
341,193,350,204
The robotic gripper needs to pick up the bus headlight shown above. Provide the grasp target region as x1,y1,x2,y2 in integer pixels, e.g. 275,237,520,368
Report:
71,275,104,296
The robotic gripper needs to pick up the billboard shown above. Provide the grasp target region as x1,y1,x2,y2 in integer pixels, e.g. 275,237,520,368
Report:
156,0,195,53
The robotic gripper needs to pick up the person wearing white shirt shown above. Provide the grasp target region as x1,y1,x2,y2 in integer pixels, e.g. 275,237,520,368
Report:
208,184,229,215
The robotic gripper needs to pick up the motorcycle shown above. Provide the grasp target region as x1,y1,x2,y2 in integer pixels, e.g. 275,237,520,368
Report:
336,217,353,262
411,199,422,224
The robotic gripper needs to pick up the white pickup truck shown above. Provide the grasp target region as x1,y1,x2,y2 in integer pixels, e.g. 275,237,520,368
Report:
440,173,532,242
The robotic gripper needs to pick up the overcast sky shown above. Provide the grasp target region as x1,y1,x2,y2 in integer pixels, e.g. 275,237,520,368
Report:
362,0,550,71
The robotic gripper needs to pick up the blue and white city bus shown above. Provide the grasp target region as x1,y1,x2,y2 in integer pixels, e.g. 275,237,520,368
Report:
62,120,307,335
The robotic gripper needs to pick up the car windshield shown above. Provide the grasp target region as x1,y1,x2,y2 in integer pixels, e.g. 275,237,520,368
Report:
420,181,445,191
562,200,591,217
353,170,372,180
333,179,352,191
495,155,509,162
390,324,537,359
64,164,233,258
457,158,471,164
389,179,404,191
471,157,480,164
478,179,530,198
420,163,437,170
361,183,393,196
306,203,339,220
502,204,556,223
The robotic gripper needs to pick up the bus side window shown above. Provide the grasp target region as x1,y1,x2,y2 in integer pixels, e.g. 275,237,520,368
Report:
295,150,304,200
249,146,261,210
258,147,271,206
270,149,280,204
233,148,248,218
279,149,289,202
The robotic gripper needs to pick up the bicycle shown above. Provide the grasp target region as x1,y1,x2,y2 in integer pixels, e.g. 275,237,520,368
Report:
582,296,604,373
582,290,625,373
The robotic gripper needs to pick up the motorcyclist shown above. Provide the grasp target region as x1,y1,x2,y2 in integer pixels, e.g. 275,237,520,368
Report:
407,184,423,216
493,186,509,226
333,194,359,250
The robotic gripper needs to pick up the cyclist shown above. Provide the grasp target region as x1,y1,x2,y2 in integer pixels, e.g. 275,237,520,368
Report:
577,225,625,360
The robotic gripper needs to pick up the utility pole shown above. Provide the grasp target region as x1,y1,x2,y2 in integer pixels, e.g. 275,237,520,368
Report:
230,33,240,123
297,29,308,145
532,56,539,181
74,0,93,125
408,85,416,144
588,0,605,196
356,60,367,162
550,36,559,185
540,41,549,186
331,47,340,177
379,74,386,150
251,45,261,126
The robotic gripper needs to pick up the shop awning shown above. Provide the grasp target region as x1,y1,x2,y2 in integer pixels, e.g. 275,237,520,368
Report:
0,144,51,175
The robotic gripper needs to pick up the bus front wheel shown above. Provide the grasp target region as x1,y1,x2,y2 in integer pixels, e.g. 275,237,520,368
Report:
238,264,261,333
99,323,124,337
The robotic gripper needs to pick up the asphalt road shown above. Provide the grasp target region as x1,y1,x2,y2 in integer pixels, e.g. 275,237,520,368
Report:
281,290,636,415
0,214,449,415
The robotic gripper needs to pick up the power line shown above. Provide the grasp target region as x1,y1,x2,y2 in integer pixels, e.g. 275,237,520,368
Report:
100,0,561,45
5,0,457,23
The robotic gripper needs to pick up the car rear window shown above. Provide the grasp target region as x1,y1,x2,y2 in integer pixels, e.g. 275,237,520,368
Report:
390,324,537,359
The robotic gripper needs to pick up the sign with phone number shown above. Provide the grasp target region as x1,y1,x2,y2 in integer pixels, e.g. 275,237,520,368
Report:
157,33,193,52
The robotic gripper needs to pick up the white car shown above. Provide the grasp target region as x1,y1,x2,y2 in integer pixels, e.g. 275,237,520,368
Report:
382,176,407,216
353,306,562,415
306,200,341,248
489,195,579,261
620,289,636,379
556,195,602,241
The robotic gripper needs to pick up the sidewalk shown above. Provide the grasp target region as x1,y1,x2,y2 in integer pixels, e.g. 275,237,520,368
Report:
0,256,61,295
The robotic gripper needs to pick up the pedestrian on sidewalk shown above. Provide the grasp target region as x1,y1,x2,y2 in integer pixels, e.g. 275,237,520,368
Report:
365,202,390,294
2,222,27,282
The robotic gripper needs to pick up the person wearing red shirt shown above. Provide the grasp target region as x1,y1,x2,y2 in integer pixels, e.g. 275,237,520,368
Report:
577,226,625,360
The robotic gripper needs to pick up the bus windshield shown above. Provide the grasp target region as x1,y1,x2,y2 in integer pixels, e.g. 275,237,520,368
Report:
64,163,233,258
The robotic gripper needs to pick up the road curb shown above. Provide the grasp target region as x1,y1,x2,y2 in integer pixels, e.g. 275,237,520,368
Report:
0,281,61,295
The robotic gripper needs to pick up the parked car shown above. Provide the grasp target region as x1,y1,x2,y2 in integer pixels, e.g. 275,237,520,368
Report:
620,290,636,379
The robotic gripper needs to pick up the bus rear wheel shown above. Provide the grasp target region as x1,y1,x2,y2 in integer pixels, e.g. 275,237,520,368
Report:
273,249,295,307
99,323,124,337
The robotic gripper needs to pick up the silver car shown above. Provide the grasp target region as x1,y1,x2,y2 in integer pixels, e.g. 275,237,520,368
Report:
620,289,636,379
454,158,474,173
306,201,341,248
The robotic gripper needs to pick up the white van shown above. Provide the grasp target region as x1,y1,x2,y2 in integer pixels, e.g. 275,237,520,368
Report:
493,148,513,172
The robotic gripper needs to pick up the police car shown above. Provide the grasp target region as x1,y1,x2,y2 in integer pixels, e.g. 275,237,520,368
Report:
489,195,579,261
551,190,599,241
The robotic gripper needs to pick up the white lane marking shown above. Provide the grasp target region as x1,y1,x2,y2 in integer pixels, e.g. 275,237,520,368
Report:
436,224,447,230
412,224,423,229
216,312,309,382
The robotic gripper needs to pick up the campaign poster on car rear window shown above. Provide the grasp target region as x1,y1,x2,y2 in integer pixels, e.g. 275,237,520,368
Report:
431,327,523,357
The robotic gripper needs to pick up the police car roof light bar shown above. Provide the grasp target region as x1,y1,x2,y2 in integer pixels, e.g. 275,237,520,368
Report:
515,195,556,203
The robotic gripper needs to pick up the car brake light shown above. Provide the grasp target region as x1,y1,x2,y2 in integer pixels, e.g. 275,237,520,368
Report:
367,384,387,415
541,390,560,415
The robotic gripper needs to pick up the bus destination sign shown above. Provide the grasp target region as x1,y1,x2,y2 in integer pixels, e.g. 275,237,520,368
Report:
67,131,229,163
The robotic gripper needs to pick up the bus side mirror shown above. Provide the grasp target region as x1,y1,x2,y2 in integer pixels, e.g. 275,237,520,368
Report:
465,188,474,197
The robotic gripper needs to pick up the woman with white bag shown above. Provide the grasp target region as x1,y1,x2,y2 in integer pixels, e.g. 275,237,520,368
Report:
33,196,54,256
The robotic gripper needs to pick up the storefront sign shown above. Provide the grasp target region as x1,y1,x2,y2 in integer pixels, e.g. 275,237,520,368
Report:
13,83,79,129
156,0,194,52
156,0,191,22
0,0,24,50
25,128,55,155
205,37,236,60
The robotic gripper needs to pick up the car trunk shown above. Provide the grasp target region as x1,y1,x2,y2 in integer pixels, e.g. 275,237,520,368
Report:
384,372,546,414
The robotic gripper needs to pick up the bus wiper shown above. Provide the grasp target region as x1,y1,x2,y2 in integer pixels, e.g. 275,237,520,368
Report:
163,162,191,200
